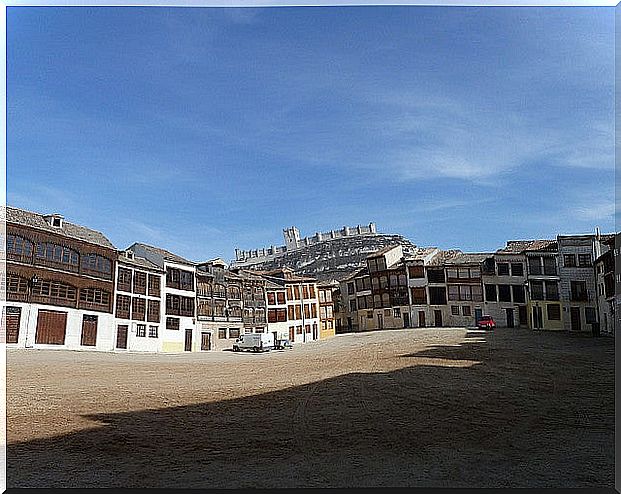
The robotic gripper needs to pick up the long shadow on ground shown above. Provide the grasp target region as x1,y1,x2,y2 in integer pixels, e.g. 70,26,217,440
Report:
7,330,615,488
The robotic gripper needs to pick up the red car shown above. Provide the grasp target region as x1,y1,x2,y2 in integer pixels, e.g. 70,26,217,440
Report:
477,315,496,330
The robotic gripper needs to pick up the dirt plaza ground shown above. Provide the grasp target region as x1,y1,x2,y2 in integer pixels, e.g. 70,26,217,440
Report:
7,327,615,488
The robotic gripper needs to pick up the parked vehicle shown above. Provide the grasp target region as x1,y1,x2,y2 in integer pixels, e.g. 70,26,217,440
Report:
232,333,274,352
274,338,293,350
477,315,496,330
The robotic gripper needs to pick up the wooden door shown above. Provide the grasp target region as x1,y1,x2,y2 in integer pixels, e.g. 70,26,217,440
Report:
184,329,193,351
5,306,21,344
434,310,442,327
403,312,410,328
81,315,98,347
474,308,483,325
289,326,295,342
506,308,515,328
201,332,211,351
570,307,581,331
35,310,67,345
518,306,527,327
116,325,128,349
418,311,426,327
377,313,384,329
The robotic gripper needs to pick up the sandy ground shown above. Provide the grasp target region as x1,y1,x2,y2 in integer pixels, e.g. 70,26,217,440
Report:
6,327,615,488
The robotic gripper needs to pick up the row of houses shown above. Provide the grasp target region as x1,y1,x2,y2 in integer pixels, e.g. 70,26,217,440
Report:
2,206,335,353
337,233,619,336
2,205,618,354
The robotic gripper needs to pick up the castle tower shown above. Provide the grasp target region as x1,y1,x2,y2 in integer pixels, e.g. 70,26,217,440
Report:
283,226,301,251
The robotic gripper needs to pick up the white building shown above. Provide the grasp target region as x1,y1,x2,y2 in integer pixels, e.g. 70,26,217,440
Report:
128,243,198,352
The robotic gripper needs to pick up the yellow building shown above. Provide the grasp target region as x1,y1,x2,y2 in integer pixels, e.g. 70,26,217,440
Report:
318,280,338,339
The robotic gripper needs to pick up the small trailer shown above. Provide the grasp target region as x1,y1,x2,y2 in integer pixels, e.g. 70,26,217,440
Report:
232,333,274,353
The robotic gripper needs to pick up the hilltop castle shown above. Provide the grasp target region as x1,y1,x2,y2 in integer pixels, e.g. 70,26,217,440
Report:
233,223,378,267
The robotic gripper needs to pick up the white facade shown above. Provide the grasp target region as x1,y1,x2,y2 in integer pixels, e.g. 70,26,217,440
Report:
3,300,115,351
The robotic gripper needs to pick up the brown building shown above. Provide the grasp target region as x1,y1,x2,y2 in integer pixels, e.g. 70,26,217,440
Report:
4,206,117,350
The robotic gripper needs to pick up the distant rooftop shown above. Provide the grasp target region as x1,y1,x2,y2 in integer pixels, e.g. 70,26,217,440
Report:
497,240,557,254
129,242,196,266
5,205,116,250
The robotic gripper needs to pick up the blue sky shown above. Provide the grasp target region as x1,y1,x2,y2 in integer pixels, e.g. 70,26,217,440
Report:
7,6,615,262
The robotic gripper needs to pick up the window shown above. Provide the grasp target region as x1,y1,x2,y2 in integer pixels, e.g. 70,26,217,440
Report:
198,300,213,317
7,234,34,260
276,292,286,304
276,308,287,322
564,254,576,267
390,274,398,287
393,308,401,318
325,290,332,302
267,292,276,305
197,281,212,298
381,293,390,307
543,257,557,275
148,325,158,338
350,299,357,312
498,285,511,302
530,281,544,300
303,285,309,299
147,300,160,322
357,296,367,310
585,307,597,323
309,285,315,298
512,285,525,303
528,258,542,275
166,317,180,330
294,285,301,299
288,305,295,320
469,268,481,279
570,281,588,301
578,254,592,267
136,324,146,337
447,268,458,279
133,271,147,295
305,324,311,333
148,275,161,297
408,265,424,278
35,242,79,271
31,279,77,303
355,279,364,291
79,287,111,308
451,305,459,315
547,304,561,321
472,285,483,302
304,305,310,319
296,326,303,334
379,276,388,289
311,304,317,318
7,273,28,296
286,287,293,300
116,295,131,319
229,328,240,339
485,284,497,302
319,290,327,303
497,263,510,276
132,298,146,321
117,268,133,292
411,287,427,305
180,297,194,317
166,268,180,289
295,305,302,319
545,281,559,301
510,263,523,276
228,286,241,300
429,287,447,305
462,306,471,316
268,309,277,323
427,269,445,283
179,270,194,291
81,253,112,278
218,328,227,339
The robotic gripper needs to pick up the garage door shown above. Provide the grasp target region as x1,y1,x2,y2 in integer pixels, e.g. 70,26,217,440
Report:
35,310,67,345
4,306,21,344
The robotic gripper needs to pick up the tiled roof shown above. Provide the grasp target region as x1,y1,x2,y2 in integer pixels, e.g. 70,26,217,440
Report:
366,245,402,259
497,240,557,253
444,252,493,265
5,205,116,250
130,242,196,266
118,253,163,272
426,250,463,266
341,266,368,281
403,247,440,261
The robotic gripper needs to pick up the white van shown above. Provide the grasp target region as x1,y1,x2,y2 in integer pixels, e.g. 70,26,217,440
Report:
232,333,274,352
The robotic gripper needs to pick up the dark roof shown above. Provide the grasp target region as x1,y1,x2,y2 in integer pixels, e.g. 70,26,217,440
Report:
497,240,557,254
5,205,116,250
118,252,163,272
366,245,402,259
341,266,369,281
403,247,440,262
130,242,196,266
426,250,463,266
444,253,493,265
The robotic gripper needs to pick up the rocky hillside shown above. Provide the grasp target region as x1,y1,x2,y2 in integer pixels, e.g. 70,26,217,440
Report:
233,234,417,281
